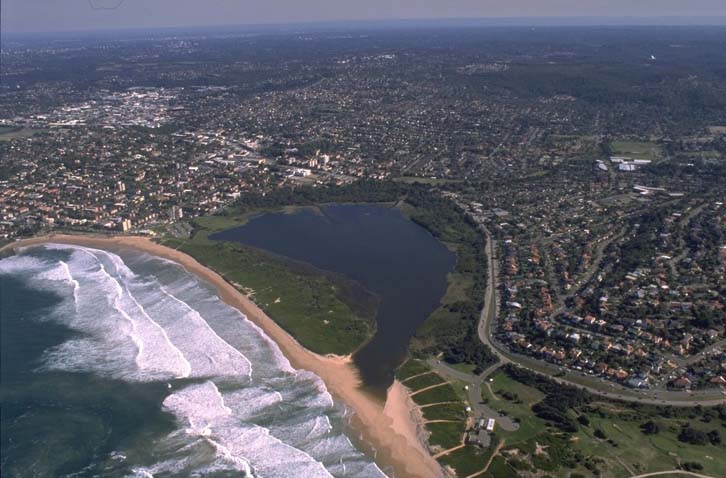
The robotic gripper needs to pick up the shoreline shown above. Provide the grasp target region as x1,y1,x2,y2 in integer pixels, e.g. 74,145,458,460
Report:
1,234,442,478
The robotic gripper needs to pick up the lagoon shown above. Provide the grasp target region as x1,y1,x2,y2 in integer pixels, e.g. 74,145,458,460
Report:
211,204,456,390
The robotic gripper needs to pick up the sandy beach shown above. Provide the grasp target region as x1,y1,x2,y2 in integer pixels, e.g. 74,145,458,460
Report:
1,234,442,478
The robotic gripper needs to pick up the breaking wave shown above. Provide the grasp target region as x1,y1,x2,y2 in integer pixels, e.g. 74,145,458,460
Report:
0,244,385,478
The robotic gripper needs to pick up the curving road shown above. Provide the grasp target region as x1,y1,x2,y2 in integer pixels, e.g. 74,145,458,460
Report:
474,223,726,407
626,471,717,478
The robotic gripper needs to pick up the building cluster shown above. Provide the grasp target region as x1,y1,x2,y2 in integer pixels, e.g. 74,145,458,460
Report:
0,125,285,238
465,417,496,449
36,88,180,129
454,156,725,391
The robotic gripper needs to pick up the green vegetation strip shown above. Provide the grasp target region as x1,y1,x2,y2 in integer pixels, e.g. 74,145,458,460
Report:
427,422,465,450
396,360,476,476
396,358,432,381
478,365,726,478
403,373,446,390
410,383,462,406
438,444,492,477
0,127,46,141
161,235,372,355
421,403,467,422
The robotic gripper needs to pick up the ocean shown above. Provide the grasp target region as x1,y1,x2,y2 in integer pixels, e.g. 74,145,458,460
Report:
0,244,385,478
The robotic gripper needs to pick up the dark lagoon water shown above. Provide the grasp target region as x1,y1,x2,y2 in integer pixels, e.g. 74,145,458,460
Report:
1,244,383,478
211,204,456,390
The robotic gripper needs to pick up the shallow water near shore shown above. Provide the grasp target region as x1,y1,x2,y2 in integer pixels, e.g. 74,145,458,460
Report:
211,204,456,390
0,244,385,478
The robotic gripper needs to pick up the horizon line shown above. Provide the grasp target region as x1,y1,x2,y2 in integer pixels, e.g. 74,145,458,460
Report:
3,15,726,38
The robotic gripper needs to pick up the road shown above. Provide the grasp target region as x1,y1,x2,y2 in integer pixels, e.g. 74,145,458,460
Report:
426,359,518,432
473,222,726,407
626,471,717,478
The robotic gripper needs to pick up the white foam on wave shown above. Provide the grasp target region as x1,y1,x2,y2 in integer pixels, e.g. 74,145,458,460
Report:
31,244,253,382
234,310,297,374
152,283,253,379
3,255,81,307
59,261,80,305
32,245,192,381
127,469,154,478
267,414,334,450
6,244,388,478
163,381,232,427
142,252,297,375
286,369,335,409
219,386,284,422
161,381,336,478
0,254,48,275
83,247,191,380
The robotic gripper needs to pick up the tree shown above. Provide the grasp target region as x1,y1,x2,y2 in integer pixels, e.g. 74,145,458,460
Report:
640,420,660,435
678,426,708,445
681,462,704,472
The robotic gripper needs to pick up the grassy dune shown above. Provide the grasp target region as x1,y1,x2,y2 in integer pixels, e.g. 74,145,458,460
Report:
160,212,377,355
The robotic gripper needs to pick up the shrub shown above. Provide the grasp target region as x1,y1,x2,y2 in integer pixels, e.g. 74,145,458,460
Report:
678,426,708,445
640,420,660,435
681,461,704,472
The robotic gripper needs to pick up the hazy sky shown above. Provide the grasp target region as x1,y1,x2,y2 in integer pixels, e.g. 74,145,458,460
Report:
3,0,726,33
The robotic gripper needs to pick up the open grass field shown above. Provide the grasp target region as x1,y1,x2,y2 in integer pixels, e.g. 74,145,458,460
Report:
610,140,663,161
411,382,463,406
479,368,726,478
402,372,446,391
421,402,468,422
439,444,495,477
480,371,549,445
484,371,545,410
190,205,316,238
485,455,513,478
396,358,432,381
160,212,376,355
191,212,257,233
427,422,466,450
439,271,475,305
0,126,46,141
448,362,479,375
572,403,726,478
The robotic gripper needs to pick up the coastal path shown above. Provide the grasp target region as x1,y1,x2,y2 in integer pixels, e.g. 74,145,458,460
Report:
464,439,506,478
409,381,452,398
432,443,466,459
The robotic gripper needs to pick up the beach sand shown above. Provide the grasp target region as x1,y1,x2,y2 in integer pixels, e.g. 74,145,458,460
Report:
1,234,442,478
